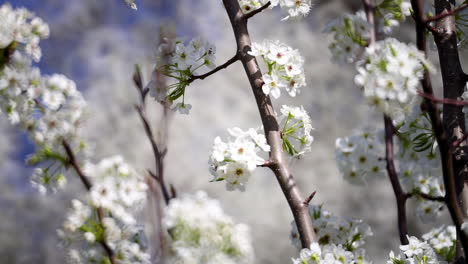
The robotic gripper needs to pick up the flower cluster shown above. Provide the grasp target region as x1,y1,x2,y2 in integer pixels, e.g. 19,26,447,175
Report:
0,4,87,194
149,37,216,114
279,105,314,157
335,129,385,185
324,1,411,64
323,11,370,64
124,0,137,10
422,225,456,262
83,155,148,224
238,0,312,20
249,39,306,99
387,236,440,264
376,0,412,34
395,105,445,223
291,243,370,264
354,38,432,117
163,191,254,264
209,127,270,191
0,3,49,61
290,205,373,252
58,156,150,264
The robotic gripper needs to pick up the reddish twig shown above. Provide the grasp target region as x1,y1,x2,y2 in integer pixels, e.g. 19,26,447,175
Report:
62,140,117,264
425,3,468,23
418,90,468,106
223,0,317,248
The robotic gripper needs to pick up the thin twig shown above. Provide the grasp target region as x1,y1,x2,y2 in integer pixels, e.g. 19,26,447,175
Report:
188,53,240,82
244,1,271,20
303,191,317,205
384,116,410,245
418,90,468,106
133,73,171,206
62,140,117,264
223,0,317,248
148,170,170,204
409,192,446,202
362,0,410,245
425,3,468,23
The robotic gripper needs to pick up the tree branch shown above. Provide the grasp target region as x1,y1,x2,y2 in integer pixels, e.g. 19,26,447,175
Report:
62,140,117,264
222,0,316,248
409,191,446,202
362,0,410,245
418,90,468,106
188,53,240,82
244,1,271,20
384,116,410,245
425,3,468,23
133,67,171,205
412,0,468,257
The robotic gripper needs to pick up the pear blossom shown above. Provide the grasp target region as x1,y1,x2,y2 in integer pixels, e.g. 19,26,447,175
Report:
355,38,433,117
249,39,306,98
335,129,386,185
323,11,370,64
279,105,314,157
290,205,373,252
238,0,312,20
150,37,217,111
422,225,456,261
291,243,369,264
209,127,270,191
164,191,254,264
124,0,138,10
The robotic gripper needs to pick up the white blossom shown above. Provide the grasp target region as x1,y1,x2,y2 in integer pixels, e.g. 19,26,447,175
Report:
249,39,306,98
279,105,314,157
355,38,433,116
209,127,269,191
164,191,254,264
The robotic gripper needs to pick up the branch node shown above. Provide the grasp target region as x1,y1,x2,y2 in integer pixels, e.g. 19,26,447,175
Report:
303,191,317,205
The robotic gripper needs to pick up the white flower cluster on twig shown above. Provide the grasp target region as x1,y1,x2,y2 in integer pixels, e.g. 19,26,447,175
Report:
163,191,254,264
355,38,433,117
58,156,150,264
239,0,312,20
209,127,270,191
249,39,306,99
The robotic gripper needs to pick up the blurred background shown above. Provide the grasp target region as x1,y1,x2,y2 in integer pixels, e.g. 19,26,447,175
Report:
1,0,467,263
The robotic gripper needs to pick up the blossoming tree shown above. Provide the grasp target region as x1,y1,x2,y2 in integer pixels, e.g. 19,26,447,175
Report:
1,0,468,263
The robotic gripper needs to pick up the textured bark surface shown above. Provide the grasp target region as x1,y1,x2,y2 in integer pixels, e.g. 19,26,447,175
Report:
222,0,317,248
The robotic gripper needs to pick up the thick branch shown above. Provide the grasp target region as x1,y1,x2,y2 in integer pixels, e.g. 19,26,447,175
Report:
412,0,468,257
222,0,316,248
188,54,240,82
62,140,117,264
432,0,468,192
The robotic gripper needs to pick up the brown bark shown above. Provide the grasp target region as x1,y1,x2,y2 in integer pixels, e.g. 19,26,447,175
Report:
222,0,317,248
